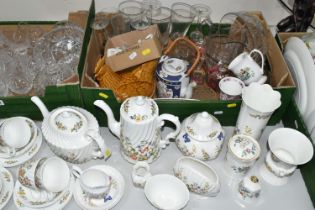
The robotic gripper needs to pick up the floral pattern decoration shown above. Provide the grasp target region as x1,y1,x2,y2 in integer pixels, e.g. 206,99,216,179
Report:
237,67,254,81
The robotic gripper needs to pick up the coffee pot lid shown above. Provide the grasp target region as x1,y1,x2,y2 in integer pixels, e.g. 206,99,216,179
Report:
121,96,158,123
184,112,224,142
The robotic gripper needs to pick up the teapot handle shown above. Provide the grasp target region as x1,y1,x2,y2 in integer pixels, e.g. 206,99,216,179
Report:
157,114,181,149
249,49,264,74
85,130,111,160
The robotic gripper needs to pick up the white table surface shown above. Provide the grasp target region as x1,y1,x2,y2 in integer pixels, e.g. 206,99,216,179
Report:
4,122,314,210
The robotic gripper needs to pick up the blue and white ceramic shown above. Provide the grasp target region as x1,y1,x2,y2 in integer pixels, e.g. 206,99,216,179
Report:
156,55,196,98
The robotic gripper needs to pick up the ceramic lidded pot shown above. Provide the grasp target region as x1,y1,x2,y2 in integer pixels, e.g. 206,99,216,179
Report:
175,111,225,160
225,134,261,178
94,96,181,163
237,175,261,202
31,96,111,164
156,56,196,99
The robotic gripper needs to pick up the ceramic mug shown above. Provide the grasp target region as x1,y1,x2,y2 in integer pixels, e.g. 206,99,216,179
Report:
260,128,313,186
72,166,111,199
0,117,35,156
225,134,261,178
131,161,152,188
237,175,261,202
35,157,71,192
219,77,245,100
228,49,267,85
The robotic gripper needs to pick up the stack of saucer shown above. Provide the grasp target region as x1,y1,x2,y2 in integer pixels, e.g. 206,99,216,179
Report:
13,157,73,210
0,166,14,209
0,117,42,167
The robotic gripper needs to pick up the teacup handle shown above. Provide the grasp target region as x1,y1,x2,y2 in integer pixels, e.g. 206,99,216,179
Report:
157,114,181,149
85,130,111,160
249,49,264,74
72,165,83,179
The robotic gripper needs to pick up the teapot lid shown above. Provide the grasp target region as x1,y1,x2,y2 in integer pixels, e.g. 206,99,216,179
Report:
184,112,223,142
162,58,188,76
50,107,88,135
228,134,260,162
121,96,158,123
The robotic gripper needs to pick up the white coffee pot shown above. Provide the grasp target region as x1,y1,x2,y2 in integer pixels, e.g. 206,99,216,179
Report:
94,96,181,163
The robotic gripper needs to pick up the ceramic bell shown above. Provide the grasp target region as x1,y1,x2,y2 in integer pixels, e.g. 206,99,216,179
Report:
175,111,225,160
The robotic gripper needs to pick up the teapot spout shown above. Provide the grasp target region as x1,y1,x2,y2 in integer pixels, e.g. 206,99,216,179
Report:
94,100,120,138
180,81,197,99
31,96,50,118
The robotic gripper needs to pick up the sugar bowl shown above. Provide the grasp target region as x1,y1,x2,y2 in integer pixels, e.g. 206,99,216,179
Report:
176,111,225,160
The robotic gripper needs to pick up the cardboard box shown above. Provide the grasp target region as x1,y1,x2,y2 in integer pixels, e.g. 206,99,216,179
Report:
0,9,91,119
104,25,162,72
80,4,295,127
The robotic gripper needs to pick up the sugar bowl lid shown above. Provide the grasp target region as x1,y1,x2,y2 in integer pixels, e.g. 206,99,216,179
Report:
228,134,261,162
184,112,224,142
121,96,158,123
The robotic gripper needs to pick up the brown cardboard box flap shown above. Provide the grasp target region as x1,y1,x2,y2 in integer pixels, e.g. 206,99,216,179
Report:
104,25,162,72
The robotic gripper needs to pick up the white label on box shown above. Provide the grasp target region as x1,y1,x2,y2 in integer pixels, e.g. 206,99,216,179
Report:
0,100,4,106
129,52,137,60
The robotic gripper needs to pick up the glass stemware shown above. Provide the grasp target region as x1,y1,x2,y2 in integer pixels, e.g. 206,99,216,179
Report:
170,2,197,40
190,4,212,45
91,11,110,53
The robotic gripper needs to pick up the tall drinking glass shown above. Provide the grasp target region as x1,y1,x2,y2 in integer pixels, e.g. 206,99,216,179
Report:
147,7,172,46
170,3,197,40
190,4,212,45
119,0,149,31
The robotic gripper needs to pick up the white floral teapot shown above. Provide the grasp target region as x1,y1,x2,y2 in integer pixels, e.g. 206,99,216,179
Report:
31,96,111,164
94,96,181,163
176,111,225,161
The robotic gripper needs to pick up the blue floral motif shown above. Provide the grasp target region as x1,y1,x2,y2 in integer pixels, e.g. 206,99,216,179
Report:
104,195,112,202
183,133,190,143
218,132,224,141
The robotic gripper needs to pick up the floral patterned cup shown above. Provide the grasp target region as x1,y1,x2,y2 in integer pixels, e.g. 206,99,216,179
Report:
18,158,42,190
224,134,261,178
228,49,267,85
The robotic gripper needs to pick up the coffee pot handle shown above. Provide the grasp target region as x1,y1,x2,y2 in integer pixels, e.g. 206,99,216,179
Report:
157,114,181,148
85,130,111,160
72,165,83,179
249,49,264,74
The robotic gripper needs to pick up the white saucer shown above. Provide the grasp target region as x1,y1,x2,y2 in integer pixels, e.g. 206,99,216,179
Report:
13,177,73,210
0,127,42,167
73,165,125,210
0,167,14,209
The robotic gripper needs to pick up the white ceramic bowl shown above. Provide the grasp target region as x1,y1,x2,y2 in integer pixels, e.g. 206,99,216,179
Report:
174,157,220,197
144,174,189,210
269,128,313,165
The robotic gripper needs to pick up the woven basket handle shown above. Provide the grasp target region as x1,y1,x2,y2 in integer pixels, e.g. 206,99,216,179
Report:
164,36,201,76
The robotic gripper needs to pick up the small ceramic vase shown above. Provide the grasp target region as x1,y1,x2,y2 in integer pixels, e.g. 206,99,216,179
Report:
235,83,281,140
237,175,261,202
225,134,261,178
219,77,245,100
156,56,196,99
228,49,267,85
173,157,220,197
260,128,313,186
176,111,225,161
132,161,152,188
94,96,181,163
